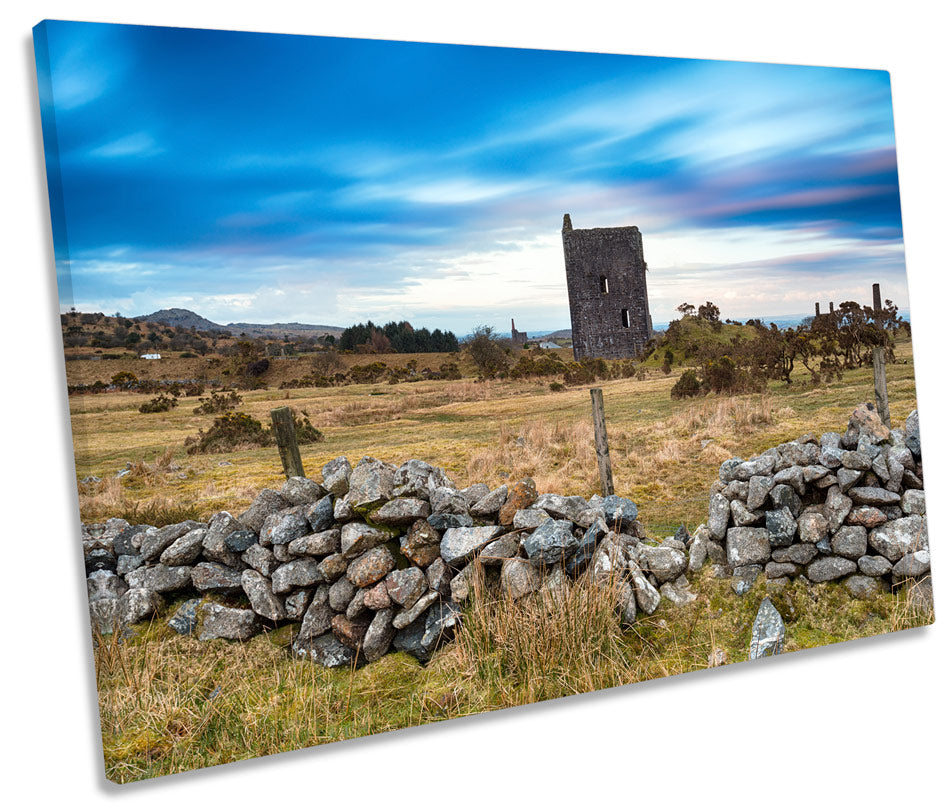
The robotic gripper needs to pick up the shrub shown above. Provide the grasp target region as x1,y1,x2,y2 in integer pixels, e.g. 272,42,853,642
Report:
185,412,273,455
292,409,324,445
244,358,270,378
138,394,178,413
111,371,138,386
670,369,704,399
549,381,565,392
193,389,243,414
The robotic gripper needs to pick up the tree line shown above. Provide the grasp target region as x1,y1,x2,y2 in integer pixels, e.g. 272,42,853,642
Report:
337,320,460,353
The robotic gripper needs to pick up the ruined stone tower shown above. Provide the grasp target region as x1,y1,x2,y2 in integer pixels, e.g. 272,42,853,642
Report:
510,319,528,347
561,213,652,360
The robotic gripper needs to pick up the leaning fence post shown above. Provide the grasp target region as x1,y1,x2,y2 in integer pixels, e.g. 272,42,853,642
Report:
270,406,305,478
870,282,891,427
589,388,614,497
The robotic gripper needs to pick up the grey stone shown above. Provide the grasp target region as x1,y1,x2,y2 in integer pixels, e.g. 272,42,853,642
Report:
773,465,806,495
905,410,921,457
283,588,312,621
901,489,926,516
523,519,577,565
629,562,661,614
429,486,468,515
89,599,119,634
331,614,370,649
765,508,797,547
831,526,867,560
858,555,892,577
116,554,144,576
420,601,462,653
638,544,688,583
369,498,430,526
460,483,491,507
849,487,902,507
87,570,127,602
479,532,522,564
237,489,288,533
139,521,202,561
440,525,503,567
837,468,863,491
392,459,452,500
168,598,202,635
426,558,452,596
771,543,819,565
840,450,872,471
726,527,771,567
891,550,931,579
797,513,829,546
271,558,321,594
260,505,311,547
384,567,428,607
241,569,286,621
471,485,509,517
241,543,277,577
533,493,591,524
392,590,439,629
749,597,785,659
345,588,368,620
747,476,773,510
224,529,258,554
362,608,396,662
316,553,347,583
364,581,392,610
280,476,326,506
847,506,888,529
321,456,352,497
333,494,355,522
823,487,853,533
765,561,798,579
868,515,928,561
340,522,397,558
298,586,333,638
844,575,883,599
688,539,708,573
449,562,477,603
708,492,730,541
289,528,340,557
806,556,857,582
304,495,335,533
732,564,763,595
116,588,162,626
292,633,355,667
329,576,357,612
600,494,639,531
660,576,697,607
803,465,831,483
501,558,540,599
770,484,802,517
198,603,261,641
426,513,473,531
567,521,607,577
142,564,193,594
730,500,761,527
512,509,551,530
191,562,243,594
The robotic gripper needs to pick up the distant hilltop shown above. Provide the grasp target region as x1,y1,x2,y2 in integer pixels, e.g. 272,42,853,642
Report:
135,308,345,339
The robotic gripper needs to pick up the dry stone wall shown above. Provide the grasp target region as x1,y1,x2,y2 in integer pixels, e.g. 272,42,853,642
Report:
690,404,928,598
83,403,929,667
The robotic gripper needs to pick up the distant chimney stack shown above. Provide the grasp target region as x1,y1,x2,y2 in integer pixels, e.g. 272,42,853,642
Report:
562,213,573,231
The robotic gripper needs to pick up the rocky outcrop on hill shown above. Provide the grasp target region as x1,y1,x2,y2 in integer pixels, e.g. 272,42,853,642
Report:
692,404,929,597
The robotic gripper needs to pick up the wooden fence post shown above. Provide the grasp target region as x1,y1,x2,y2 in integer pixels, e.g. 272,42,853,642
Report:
870,282,891,427
589,388,614,497
270,406,305,479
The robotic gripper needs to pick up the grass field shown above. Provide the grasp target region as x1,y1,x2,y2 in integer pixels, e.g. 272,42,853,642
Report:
72,336,931,782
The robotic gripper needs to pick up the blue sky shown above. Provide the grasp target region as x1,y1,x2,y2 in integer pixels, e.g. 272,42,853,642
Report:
35,21,907,332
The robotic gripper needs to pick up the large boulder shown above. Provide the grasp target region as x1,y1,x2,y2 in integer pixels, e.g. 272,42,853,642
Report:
523,519,577,565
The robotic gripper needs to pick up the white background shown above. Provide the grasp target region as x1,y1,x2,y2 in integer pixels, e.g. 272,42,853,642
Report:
2,1,947,807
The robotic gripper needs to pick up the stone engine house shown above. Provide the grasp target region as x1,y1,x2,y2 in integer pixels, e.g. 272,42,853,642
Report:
561,213,652,360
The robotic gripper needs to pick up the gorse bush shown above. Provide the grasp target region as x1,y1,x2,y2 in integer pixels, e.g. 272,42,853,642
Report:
292,409,324,445
138,394,178,413
185,412,273,455
193,389,243,415
670,369,704,399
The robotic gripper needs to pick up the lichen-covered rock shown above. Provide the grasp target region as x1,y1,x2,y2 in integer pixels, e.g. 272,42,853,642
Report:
142,564,193,594
523,519,577,565
771,543,818,565
449,562,477,603
289,528,341,557
364,581,392,610
858,555,892,577
806,556,857,582
830,526,867,560
426,558,452,596
846,506,888,528
401,519,442,567
281,476,327,506
708,492,729,543
305,495,335,533
316,553,348,583
512,509,550,531
440,525,503,567
732,564,763,595
271,559,322,594
726,527,771,567
260,505,311,547
347,546,396,588
241,569,286,621
629,563,661,614
369,498,430,526
797,513,829,546
849,487,901,507
292,632,355,667
471,485,509,517
362,608,396,662
501,557,540,600
224,529,258,554
191,562,243,594
844,574,883,599
298,585,332,638
427,513,474,531
140,520,202,561
460,483,490,507
331,613,370,649
117,588,163,626
347,457,397,510
283,588,312,621
384,567,428,608
660,575,697,607
392,459,452,500
868,515,928,561
891,550,931,579
238,489,288,533
823,487,853,533
637,544,688,584
329,576,357,612
770,484,802,517
600,494,639,531
241,543,277,577
340,522,397,559
498,478,538,525
749,597,785,659
905,410,921,458
198,603,260,641
479,532,521,564
392,590,439,629
321,456,352,497
765,507,797,547
168,598,201,635
901,489,926,516
87,570,127,602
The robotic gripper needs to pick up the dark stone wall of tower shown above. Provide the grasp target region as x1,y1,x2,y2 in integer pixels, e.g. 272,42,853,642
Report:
562,214,652,360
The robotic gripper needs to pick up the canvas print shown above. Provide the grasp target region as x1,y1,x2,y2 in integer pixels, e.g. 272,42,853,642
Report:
34,20,933,782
